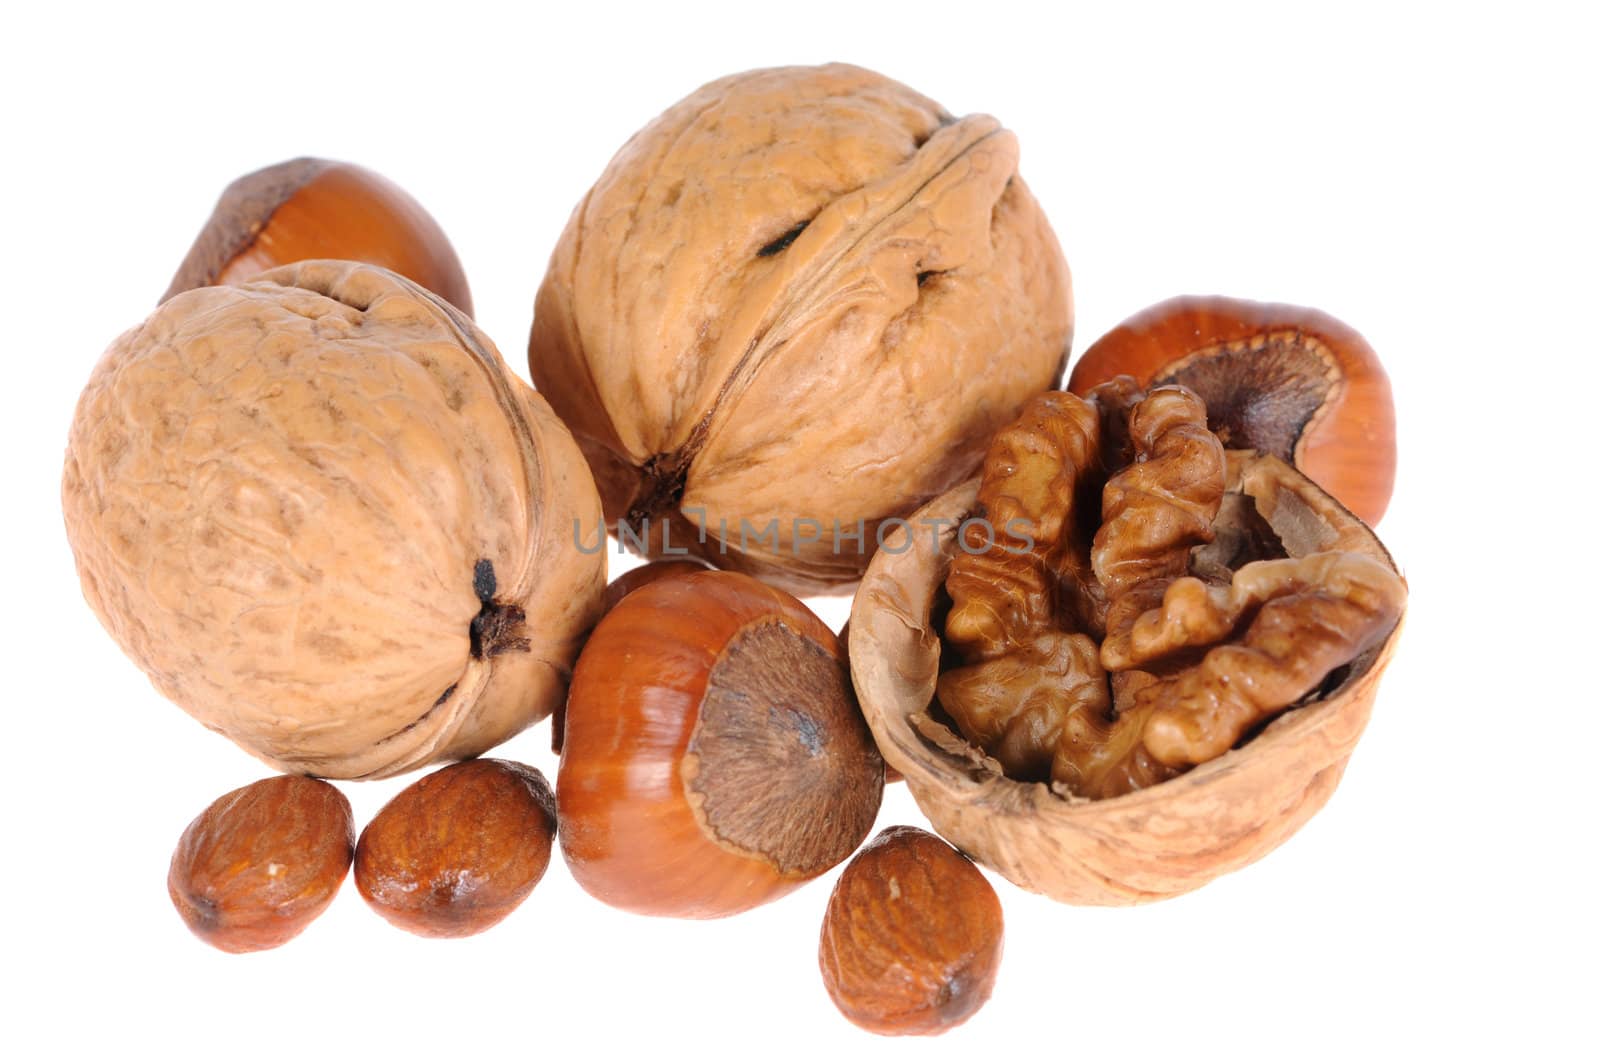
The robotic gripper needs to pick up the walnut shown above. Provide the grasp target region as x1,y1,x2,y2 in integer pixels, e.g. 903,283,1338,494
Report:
62,261,606,779
849,386,1406,903
936,390,1108,781
529,63,1071,593
1123,551,1404,769
938,384,1238,797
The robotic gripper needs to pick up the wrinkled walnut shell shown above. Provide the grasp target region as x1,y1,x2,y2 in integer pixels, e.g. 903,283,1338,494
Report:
63,260,605,779
849,452,1404,905
530,63,1071,593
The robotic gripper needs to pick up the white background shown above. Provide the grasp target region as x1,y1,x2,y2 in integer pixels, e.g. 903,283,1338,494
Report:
4,1,1594,1059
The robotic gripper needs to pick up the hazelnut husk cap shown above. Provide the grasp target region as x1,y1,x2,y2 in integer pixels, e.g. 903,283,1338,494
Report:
848,452,1404,904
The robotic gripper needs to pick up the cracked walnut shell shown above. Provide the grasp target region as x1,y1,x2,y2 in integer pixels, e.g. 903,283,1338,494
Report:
62,260,605,779
529,63,1071,593
848,446,1405,905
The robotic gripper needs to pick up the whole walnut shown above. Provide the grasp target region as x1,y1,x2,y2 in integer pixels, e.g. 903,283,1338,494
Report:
530,63,1072,593
62,260,606,779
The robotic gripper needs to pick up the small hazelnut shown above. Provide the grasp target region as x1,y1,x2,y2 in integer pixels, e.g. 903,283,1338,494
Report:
819,826,1003,1036
168,776,354,953
164,157,474,314
558,570,884,918
1067,296,1396,524
355,759,557,938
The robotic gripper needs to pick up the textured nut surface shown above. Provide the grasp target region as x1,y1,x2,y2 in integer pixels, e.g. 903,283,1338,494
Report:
355,759,556,938
62,260,605,778
819,825,1003,1036
849,453,1406,904
937,387,1403,800
531,63,1071,592
168,776,354,953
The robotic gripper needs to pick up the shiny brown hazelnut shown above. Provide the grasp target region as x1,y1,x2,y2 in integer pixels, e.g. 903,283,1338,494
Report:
558,570,883,918
819,826,1003,1036
601,558,712,614
553,558,712,754
354,759,557,938
1067,296,1396,524
168,775,354,953
164,157,474,314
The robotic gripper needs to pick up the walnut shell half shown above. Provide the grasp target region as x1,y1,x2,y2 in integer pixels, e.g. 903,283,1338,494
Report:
530,63,1071,594
62,261,606,779
848,452,1403,904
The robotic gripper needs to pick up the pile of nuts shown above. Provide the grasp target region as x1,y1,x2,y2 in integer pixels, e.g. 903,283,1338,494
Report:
62,62,1404,1036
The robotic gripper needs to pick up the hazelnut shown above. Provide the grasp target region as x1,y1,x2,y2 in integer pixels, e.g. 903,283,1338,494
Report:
355,759,557,938
600,558,712,614
819,826,1003,1036
164,157,474,314
1067,296,1396,524
168,776,354,953
62,261,606,779
553,558,712,754
529,63,1071,593
849,405,1406,903
558,570,883,917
